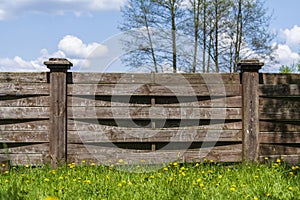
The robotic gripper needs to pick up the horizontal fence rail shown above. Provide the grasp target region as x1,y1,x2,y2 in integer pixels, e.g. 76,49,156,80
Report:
0,58,299,167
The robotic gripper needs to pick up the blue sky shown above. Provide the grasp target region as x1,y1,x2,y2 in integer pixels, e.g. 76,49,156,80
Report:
0,0,300,72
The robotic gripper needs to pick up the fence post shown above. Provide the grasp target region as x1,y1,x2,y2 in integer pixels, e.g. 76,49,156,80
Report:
44,58,73,168
239,59,264,162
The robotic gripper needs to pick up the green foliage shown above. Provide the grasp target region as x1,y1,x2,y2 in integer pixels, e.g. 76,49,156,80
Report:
279,64,298,74
279,65,294,74
0,161,299,200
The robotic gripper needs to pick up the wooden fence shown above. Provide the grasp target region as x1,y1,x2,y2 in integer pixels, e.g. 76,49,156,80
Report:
0,58,299,167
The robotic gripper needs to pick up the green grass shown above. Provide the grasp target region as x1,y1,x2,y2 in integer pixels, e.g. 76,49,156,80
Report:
0,160,299,200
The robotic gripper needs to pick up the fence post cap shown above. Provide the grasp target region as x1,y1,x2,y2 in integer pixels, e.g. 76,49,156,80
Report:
238,59,264,72
44,58,73,72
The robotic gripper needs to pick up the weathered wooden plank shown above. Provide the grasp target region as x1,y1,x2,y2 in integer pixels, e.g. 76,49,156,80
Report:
259,155,300,164
240,60,263,162
260,132,300,144
69,107,242,120
0,83,49,95
261,74,300,85
0,154,46,166
260,121,300,132
68,129,242,143
67,143,242,163
70,73,241,85
0,131,49,143
0,96,49,107
155,73,241,85
68,96,242,108
260,97,300,109
0,143,49,154
259,107,300,120
68,84,241,96
260,144,300,155
0,72,48,83
0,107,49,119
0,120,49,131
68,120,242,131
259,84,300,96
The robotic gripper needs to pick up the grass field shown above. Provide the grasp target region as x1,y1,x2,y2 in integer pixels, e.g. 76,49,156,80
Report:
0,160,299,200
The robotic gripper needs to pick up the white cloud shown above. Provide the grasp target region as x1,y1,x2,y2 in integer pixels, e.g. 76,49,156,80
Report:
58,35,108,58
0,0,125,20
283,25,300,50
0,35,108,72
275,44,300,66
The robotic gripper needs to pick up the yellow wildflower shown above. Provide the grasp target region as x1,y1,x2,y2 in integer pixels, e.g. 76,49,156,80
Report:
44,178,50,182
44,196,59,200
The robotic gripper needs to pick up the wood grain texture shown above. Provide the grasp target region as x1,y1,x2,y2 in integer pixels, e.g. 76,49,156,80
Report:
0,83,49,95
261,74,300,85
67,129,242,143
0,131,49,143
0,96,49,107
0,72,48,83
0,107,49,119
260,121,300,132
68,119,243,131
69,107,242,120
242,71,260,162
68,84,241,96
68,96,242,108
0,120,49,131
260,132,300,144
260,144,300,155
70,73,241,84
49,71,67,167
259,84,300,96
0,143,49,154
67,143,242,163
0,154,46,166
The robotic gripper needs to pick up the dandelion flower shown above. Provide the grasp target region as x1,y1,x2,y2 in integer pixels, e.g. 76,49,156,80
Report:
44,178,50,182
288,187,293,191
276,159,281,163
253,197,258,200
84,180,91,184
118,159,124,163
229,187,235,192
90,162,96,166
44,196,59,200
163,167,168,171
199,183,204,188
